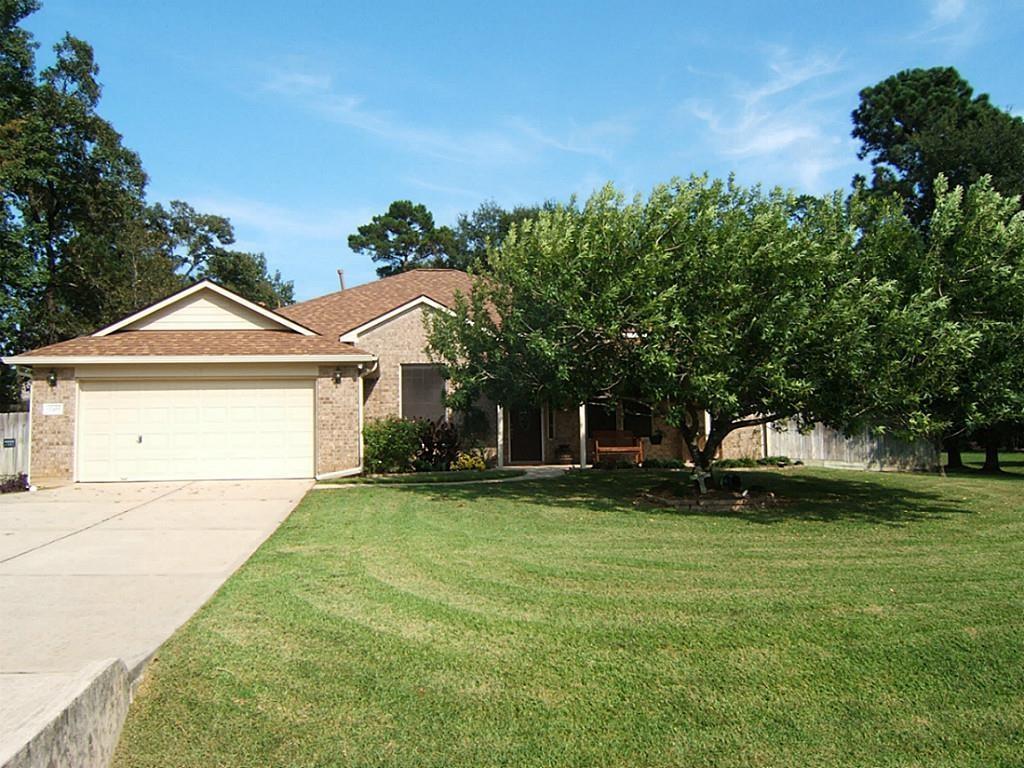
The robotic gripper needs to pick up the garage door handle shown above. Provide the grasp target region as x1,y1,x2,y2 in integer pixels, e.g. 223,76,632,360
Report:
137,435,142,444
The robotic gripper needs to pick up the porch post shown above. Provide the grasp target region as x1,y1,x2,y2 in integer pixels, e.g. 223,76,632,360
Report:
496,404,505,468
578,403,588,469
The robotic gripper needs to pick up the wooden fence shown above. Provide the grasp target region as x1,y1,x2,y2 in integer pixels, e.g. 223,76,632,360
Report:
766,421,938,471
1,411,30,477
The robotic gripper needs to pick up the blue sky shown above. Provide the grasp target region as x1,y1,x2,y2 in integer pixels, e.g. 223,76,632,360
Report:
26,0,1024,299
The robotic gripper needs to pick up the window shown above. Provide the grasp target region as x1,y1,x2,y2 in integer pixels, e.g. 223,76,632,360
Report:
546,407,556,440
623,402,653,438
401,364,446,422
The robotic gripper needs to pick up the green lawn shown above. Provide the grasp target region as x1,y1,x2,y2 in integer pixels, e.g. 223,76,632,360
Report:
114,466,1023,767
959,450,1024,472
323,468,526,485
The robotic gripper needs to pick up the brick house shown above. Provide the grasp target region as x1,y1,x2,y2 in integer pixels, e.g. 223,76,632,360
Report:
3,269,706,484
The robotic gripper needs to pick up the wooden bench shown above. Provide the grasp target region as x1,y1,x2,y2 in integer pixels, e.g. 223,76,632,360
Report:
592,430,644,465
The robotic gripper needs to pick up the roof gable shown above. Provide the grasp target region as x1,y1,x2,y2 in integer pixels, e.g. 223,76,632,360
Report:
94,281,316,337
279,269,476,338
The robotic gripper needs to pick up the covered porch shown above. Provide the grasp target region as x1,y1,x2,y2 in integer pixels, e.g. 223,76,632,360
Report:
494,401,697,467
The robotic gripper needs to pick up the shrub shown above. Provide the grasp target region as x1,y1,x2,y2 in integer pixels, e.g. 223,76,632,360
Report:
714,457,758,469
757,455,792,466
363,416,422,473
452,450,487,472
0,473,29,493
415,419,461,471
641,458,686,469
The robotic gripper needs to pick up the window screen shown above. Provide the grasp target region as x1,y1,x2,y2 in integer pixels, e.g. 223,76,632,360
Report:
586,402,617,436
401,365,446,422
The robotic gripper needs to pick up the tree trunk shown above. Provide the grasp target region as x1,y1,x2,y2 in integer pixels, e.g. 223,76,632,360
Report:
980,436,1002,474
943,435,964,470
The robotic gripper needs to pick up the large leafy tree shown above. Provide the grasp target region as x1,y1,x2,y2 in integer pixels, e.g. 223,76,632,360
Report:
853,68,1024,468
0,1,176,405
348,200,451,277
913,176,1024,472
852,67,1024,226
446,200,548,271
0,2,294,407
429,177,966,473
199,250,294,308
145,200,294,307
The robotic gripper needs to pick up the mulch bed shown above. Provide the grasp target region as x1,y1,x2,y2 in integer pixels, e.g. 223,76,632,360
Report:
639,480,783,512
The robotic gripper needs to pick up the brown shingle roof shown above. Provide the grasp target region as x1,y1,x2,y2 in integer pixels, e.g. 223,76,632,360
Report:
6,270,478,362
15,331,370,358
278,268,478,336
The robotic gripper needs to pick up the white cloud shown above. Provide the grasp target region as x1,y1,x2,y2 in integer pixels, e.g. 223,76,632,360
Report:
184,194,380,296
909,0,984,49
189,195,365,242
261,62,629,166
682,48,858,192
929,0,966,25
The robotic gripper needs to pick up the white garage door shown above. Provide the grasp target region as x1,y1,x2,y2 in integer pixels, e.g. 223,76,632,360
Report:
77,379,315,481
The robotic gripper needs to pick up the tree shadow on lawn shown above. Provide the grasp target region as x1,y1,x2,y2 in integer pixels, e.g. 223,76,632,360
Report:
399,469,976,527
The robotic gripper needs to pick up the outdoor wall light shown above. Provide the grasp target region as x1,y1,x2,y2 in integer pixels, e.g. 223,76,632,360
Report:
46,369,58,388
332,367,343,385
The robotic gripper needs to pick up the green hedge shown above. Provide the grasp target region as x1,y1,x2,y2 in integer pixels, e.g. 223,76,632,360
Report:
363,416,423,473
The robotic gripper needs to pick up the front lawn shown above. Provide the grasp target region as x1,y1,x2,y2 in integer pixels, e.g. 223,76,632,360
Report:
322,468,526,485
114,467,1023,767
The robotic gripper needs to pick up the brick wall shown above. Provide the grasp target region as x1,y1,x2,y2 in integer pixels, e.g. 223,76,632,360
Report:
355,305,497,453
719,424,765,460
356,306,435,421
645,415,690,462
29,367,76,483
315,365,361,475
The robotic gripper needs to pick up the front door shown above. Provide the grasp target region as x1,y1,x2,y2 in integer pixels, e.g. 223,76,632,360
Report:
509,407,542,463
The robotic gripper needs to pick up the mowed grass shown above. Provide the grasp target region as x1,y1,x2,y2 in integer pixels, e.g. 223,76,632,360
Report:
114,466,1024,768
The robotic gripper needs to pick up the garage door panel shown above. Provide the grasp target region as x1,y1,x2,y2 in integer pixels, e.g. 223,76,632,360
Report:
78,379,315,481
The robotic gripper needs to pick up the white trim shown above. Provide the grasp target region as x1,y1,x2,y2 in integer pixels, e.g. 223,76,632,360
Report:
26,373,35,484
397,363,403,417
316,466,362,481
578,403,588,468
3,354,377,365
496,404,505,468
338,295,453,342
93,280,317,337
72,379,80,482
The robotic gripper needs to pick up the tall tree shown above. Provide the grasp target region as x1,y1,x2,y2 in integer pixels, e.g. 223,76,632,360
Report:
348,200,451,277
429,177,967,474
199,250,294,309
0,3,170,405
852,67,1024,226
0,3,295,407
447,200,547,271
913,176,1024,473
853,68,1024,467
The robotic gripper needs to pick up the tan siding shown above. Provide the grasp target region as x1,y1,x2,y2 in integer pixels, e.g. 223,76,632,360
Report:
124,290,283,331
355,306,436,421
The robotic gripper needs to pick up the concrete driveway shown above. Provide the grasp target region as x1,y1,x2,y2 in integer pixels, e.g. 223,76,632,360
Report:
0,479,310,757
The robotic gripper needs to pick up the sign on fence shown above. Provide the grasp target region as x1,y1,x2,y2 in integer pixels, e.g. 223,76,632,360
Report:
1,412,30,476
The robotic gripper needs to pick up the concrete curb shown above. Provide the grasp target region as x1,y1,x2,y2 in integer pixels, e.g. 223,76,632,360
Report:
0,659,130,768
